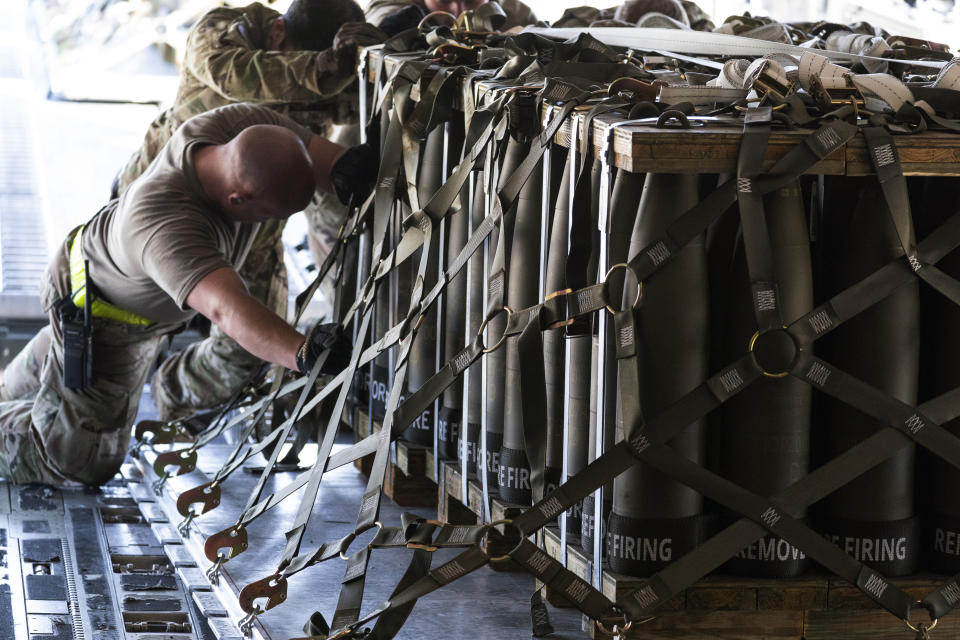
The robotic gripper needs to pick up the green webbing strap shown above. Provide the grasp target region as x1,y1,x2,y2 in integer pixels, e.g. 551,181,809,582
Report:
863,126,960,308
517,309,549,502
618,207,960,621
736,107,783,332
160,203,361,486
626,119,858,283
230,93,589,633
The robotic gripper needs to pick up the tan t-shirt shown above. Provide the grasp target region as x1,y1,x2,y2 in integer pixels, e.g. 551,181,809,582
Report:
81,102,312,326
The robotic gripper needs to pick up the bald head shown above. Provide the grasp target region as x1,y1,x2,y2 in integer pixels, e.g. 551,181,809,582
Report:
225,125,316,221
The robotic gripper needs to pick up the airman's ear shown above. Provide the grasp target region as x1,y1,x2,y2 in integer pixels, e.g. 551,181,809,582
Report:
270,17,287,50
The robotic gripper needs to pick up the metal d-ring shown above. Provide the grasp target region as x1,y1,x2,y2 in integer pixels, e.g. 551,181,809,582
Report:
748,329,790,379
602,263,642,315
905,615,938,636
340,521,385,560
477,307,513,354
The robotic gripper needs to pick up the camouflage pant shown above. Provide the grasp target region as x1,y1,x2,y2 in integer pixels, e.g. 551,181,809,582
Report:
0,231,167,486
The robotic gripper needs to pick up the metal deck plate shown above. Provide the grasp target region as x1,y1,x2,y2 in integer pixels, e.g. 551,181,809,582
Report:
0,481,216,640
130,443,584,639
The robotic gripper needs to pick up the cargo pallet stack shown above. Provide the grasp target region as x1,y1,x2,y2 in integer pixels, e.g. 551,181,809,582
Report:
135,10,960,640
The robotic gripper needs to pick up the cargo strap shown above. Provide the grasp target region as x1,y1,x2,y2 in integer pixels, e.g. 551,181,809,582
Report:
69,224,153,326
305,119,866,640
140,31,960,639
232,85,587,632
151,203,362,502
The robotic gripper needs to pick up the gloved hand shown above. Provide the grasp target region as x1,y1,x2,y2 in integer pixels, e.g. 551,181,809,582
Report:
330,143,378,206
377,5,425,37
296,322,353,375
333,22,388,69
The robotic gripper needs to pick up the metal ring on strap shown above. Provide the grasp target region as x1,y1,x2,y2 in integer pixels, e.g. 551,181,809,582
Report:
418,10,456,28
477,307,513,354
594,616,633,637
904,615,939,635
747,328,792,379
479,519,521,561
603,263,643,315
340,521,385,561
656,109,694,129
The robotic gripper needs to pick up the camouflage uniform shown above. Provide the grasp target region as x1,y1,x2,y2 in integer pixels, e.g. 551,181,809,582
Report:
0,229,168,485
552,2,712,29
117,2,356,420
364,0,537,30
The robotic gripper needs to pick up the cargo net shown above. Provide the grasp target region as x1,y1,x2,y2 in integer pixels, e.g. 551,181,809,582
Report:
132,10,960,640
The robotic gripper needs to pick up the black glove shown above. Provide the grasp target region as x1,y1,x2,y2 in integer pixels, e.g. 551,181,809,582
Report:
332,22,388,72
333,21,389,50
296,322,353,375
377,5,425,37
330,143,378,206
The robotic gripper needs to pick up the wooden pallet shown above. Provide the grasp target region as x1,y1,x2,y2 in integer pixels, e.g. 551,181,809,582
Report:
365,49,960,178
434,471,951,638
354,409,437,507
579,565,955,639
435,460,531,572
359,48,960,638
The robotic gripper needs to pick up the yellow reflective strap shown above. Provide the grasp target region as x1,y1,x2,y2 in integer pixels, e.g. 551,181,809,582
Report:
69,226,154,326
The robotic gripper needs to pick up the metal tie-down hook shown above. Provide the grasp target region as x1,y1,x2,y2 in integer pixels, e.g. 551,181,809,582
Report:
238,604,264,638
206,553,226,586
177,511,196,538
151,471,170,496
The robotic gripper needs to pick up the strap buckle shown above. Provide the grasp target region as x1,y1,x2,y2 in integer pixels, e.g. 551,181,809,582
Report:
606,77,666,104
744,106,774,126
808,76,866,114
480,519,522,560
432,42,484,64
753,69,796,107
